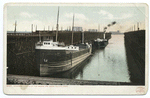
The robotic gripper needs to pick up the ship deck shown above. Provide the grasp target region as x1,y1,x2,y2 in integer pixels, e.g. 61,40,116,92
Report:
66,48,86,54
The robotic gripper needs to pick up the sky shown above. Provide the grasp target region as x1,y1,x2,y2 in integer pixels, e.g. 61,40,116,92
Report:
6,4,147,33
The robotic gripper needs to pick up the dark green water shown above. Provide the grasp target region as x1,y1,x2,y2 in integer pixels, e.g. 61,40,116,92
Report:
75,35,130,82
51,35,130,82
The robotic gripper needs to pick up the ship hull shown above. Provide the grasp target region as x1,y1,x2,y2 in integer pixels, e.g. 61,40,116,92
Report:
35,48,92,76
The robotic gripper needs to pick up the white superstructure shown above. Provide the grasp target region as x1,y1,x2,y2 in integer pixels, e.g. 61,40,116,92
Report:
95,38,107,42
35,40,79,51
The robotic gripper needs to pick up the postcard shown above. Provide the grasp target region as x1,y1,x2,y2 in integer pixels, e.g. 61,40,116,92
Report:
3,3,148,95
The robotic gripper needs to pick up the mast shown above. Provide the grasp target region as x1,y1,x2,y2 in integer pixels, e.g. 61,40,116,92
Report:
56,7,59,42
38,26,41,42
35,25,37,31
31,24,33,33
48,26,49,31
14,21,17,33
137,22,139,30
39,31,41,42
71,13,75,45
82,31,84,44
98,24,100,32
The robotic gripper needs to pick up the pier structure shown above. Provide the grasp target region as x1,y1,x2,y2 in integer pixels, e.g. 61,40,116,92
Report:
124,30,145,85
7,31,55,76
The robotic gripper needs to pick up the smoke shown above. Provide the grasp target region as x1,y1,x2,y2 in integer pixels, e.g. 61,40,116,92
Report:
112,21,116,25
107,24,111,27
108,21,116,27
104,27,107,30
104,21,117,31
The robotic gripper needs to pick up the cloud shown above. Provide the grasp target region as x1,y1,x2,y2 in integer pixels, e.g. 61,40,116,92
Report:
98,10,134,19
98,10,114,19
119,13,133,19
64,13,88,21
20,12,37,18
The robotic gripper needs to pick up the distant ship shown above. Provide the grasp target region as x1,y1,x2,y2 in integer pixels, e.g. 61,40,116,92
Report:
93,38,108,48
93,22,117,49
35,7,92,76
93,30,108,49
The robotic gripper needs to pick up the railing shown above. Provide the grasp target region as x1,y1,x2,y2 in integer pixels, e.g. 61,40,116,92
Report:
7,33,55,36
7,33,36,36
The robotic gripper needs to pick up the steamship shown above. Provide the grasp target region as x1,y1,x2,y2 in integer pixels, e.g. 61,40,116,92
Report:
93,29,108,48
35,40,92,76
35,7,92,76
93,22,116,49
93,38,108,48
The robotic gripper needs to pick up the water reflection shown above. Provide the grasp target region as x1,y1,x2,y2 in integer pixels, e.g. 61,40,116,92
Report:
50,35,130,82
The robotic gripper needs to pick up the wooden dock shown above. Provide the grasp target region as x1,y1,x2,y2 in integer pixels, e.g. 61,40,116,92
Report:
124,30,145,85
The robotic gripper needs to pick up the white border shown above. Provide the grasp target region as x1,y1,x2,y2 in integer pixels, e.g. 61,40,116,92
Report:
1,1,150,97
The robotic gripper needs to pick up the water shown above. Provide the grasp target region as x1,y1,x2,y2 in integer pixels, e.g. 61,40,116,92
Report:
51,35,130,82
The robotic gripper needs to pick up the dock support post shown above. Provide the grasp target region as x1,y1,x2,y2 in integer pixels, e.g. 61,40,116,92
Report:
70,52,72,66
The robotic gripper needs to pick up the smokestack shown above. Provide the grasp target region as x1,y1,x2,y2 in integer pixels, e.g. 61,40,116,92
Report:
71,13,75,45
56,7,59,42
